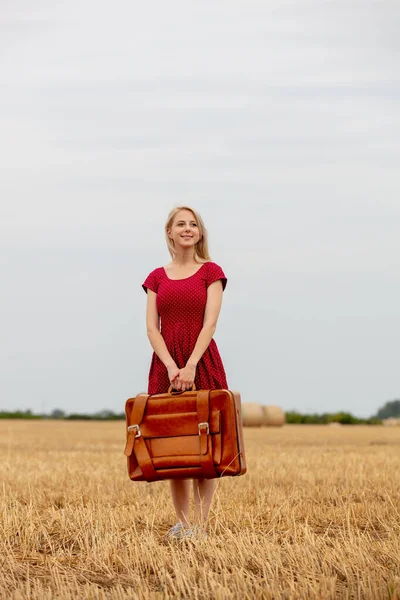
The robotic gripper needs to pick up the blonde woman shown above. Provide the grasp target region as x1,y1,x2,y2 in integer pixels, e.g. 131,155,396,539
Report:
142,206,228,540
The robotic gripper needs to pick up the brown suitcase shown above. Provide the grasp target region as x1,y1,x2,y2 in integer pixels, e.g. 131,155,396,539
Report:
124,387,247,482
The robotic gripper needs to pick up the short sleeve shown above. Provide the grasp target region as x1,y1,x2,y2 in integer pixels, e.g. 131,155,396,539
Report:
142,269,160,294
206,262,227,291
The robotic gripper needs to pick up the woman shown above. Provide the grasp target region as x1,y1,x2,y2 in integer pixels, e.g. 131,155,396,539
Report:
142,205,228,540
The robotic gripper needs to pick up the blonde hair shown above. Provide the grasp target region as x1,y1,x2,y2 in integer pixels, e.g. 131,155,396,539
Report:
165,206,211,262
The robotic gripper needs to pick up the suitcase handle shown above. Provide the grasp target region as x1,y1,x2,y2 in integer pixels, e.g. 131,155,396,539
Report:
168,383,197,394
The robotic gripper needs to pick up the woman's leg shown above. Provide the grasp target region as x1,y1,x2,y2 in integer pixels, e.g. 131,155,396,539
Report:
192,478,216,524
169,479,191,526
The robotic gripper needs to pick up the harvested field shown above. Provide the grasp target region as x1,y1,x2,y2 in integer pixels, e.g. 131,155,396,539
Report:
0,421,399,599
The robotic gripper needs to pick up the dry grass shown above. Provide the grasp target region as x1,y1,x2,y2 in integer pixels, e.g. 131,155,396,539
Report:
0,421,399,599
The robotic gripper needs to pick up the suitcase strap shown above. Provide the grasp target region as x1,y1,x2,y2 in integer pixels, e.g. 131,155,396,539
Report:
197,390,218,479
124,393,148,458
127,393,160,481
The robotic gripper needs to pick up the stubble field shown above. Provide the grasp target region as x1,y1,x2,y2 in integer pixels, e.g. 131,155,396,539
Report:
0,420,399,599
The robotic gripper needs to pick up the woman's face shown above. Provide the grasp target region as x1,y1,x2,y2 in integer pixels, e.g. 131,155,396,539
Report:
168,210,201,250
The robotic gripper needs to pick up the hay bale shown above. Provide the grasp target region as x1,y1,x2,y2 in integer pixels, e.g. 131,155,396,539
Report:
241,403,264,427
327,422,342,427
261,405,285,427
383,417,400,427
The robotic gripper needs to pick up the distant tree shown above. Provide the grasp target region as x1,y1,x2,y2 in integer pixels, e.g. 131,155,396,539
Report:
94,410,113,420
50,409,66,419
375,400,400,419
92,410,124,420
334,412,359,425
65,414,92,420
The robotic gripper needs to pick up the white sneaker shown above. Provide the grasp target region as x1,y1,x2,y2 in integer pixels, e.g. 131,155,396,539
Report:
184,524,209,541
166,522,186,540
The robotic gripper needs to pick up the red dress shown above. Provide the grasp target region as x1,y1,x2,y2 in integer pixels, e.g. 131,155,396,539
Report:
142,261,228,394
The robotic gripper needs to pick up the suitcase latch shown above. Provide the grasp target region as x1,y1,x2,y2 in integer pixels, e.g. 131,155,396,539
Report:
128,424,142,438
198,422,210,435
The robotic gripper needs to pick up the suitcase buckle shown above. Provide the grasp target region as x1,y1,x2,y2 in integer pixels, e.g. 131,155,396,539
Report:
127,424,141,438
198,422,209,435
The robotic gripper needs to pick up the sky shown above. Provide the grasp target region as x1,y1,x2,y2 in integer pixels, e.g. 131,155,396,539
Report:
1,1,399,418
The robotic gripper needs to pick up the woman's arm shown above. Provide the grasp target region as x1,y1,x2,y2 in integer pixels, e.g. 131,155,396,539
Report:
174,280,224,390
145,289,177,370
187,279,224,367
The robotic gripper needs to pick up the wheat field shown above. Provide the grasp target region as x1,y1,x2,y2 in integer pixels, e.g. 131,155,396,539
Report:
0,420,399,600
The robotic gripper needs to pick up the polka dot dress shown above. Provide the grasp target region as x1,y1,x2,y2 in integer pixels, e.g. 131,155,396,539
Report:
142,261,229,394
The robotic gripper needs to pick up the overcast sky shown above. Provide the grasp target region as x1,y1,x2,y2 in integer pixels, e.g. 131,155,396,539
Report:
1,1,399,417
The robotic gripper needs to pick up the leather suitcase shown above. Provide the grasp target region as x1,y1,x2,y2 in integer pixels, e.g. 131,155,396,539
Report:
124,388,247,482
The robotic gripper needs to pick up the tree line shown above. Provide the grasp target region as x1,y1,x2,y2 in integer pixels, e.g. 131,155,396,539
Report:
285,412,381,425
0,400,399,423
0,409,125,420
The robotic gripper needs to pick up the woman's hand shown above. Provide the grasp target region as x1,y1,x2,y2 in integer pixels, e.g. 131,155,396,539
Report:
167,364,180,387
173,363,196,392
